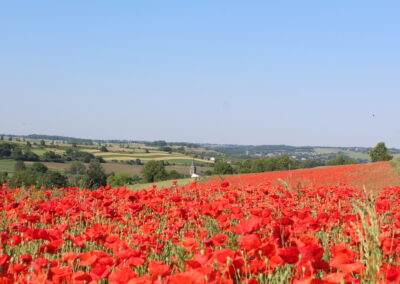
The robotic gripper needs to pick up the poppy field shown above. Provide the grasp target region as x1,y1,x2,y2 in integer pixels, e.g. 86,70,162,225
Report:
1,161,400,283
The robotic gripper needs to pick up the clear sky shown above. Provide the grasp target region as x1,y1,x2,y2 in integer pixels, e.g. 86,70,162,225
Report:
1,1,399,147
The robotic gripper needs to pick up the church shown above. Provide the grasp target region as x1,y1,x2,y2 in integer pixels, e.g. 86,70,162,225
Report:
189,159,199,178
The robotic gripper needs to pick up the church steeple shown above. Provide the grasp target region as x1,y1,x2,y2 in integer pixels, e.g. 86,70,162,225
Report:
189,158,197,176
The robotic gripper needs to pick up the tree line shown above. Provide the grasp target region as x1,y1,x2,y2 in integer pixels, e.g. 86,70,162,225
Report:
0,142,104,163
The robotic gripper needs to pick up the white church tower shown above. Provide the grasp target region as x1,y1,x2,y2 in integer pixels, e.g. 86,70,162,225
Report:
190,159,199,178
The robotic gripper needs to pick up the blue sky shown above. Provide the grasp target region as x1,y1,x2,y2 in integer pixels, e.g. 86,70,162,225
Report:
1,1,399,147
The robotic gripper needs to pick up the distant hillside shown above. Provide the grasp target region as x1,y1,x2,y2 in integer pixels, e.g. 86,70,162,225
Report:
201,144,400,162
2,133,400,162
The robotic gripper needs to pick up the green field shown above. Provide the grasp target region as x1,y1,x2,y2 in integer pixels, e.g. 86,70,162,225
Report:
30,148,48,155
0,160,16,172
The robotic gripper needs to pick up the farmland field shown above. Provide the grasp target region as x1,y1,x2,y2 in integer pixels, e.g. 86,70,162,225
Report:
1,161,400,282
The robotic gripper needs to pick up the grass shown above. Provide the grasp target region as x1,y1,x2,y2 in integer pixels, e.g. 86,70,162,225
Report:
0,160,16,172
30,148,47,155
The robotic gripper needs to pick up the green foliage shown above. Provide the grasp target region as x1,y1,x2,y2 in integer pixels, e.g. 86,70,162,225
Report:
213,161,234,175
159,146,172,153
10,169,68,188
66,161,86,175
40,171,68,188
31,162,48,173
276,155,296,170
168,170,184,179
99,146,108,152
10,148,40,161
65,147,104,163
14,160,26,172
145,140,167,147
10,170,37,187
326,155,357,166
107,173,135,187
297,159,325,169
82,161,107,189
235,156,297,174
141,161,169,183
370,142,393,162
42,151,64,162
0,171,8,183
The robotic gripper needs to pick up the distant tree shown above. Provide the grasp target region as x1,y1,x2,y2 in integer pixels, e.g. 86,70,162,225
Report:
276,155,296,170
99,146,108,152
67,161,86,175
26,141,32,148
107,173,134,187
136,158,142,165
10,170,37,187
370,142,393,162
251,159,267,173
145,149,150,153
264,157,278,171
0,143,16,158
0,136,3,141
8,137,12,141
82,161,107,189
40,140,46,147
132,174,141,183
64,148,101,163
159,146,172,153
141,161,168,183
41,172,68,188
327,156,346,166
298,159,325,169
213,161,234,175
0,171,8,183
43,151,64,162
14,161,26,172
31,162,48,173
345,158,357,165
168,170,183,179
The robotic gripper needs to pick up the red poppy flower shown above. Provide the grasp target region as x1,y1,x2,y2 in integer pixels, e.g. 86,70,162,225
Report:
148,260,172,277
